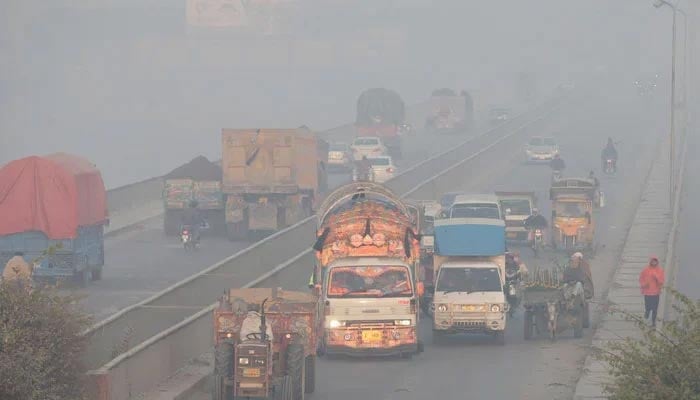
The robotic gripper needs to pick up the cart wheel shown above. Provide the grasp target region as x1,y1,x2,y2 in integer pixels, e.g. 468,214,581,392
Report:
523,310,534,340
574,311,584,338
583,302,590,328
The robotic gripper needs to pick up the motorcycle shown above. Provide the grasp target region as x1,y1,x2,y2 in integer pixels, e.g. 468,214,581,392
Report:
180,225,198,251
552,169,563,180
604,159,616,175
532,228,544,258
504,267,520,317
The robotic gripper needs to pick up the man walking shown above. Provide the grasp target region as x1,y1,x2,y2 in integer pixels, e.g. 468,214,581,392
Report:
639,256,665,327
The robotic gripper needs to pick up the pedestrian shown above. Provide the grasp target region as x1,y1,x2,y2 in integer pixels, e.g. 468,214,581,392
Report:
639,256,665,327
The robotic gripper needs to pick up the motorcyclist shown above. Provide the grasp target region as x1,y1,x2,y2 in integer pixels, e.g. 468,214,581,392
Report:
549,154,566,175
354,156,373,181
523,208,548,242
601,138,618,171
180,200,205,242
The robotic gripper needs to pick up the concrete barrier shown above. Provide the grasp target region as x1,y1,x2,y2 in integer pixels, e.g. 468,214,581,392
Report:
84,92,568,400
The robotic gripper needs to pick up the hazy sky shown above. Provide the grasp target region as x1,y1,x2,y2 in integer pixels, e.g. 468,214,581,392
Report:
1,0,668,188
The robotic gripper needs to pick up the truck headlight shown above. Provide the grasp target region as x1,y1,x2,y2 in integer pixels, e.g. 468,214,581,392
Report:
437,304,448,312
238,357,250,365
490,304,502,313
329,320,345,328
394,320,411,326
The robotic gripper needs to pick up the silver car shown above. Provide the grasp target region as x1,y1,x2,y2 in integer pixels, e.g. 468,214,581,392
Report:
367,156,397,183
525,136,559,162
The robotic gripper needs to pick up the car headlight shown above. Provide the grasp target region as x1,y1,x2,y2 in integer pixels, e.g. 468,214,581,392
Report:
238,357,250,365
490,304,501,313
394,319,411,326
437,304,448,312
329,320,345,328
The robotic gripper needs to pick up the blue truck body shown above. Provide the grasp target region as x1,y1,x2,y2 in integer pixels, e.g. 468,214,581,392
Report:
433,217,506,256
0,224,104,283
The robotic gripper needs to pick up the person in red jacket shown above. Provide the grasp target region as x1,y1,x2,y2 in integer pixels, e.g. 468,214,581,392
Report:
639,256,665,327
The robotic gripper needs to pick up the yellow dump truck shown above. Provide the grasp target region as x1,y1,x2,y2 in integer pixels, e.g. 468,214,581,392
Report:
222,128,328,240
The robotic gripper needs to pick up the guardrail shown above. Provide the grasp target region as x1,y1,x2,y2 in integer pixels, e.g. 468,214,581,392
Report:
84,91,569,400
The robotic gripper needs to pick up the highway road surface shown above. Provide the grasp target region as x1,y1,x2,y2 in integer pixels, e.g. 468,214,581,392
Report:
675,116,699,302
187,84,667,400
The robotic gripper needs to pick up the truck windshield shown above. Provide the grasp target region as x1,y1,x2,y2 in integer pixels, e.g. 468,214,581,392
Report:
436,267,502,293
555,202,588,218
450,203,500,219
327,266,413,298
500,199,531,216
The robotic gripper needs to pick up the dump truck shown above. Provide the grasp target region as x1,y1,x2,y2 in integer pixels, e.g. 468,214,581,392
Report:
162,156,224,236
311,182,424,357
424,88,474,134
550,177,600,251
355,88,406,158
431,217,507,344
222,128,328,240
496,191,536,243
0,153,108,286
211,287,319,400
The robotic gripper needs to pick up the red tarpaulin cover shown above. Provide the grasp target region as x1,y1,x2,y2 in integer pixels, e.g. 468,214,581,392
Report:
0,153,108,239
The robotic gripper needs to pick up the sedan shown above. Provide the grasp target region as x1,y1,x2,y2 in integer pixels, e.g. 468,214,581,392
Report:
350,136,387,161
525,136,559,162
367,156,397,183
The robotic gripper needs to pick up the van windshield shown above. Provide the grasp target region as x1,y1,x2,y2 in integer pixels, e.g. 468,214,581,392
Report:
450,203,500,219
436,267,502,293
327,266,413,298
500,199,531,216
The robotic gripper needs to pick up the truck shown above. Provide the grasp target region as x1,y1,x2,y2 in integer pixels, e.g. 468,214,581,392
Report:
311,182,424,357
496,191,536,243
431,217,508,345
162,156,224,236
0,153,108,287
550,177,600,251
211,287,319,400
222,127,328,241
424,88,474,134
355,88,406,159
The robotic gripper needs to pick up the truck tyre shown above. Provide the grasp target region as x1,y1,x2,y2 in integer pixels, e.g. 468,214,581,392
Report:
286,343,305,400
274,375,293,400
583,302,590,328
432,330,444,345
494,330,505,346
213,343,233,400
523,310,533,340
226,209,249,241
163,210,179,236
304,355,315,394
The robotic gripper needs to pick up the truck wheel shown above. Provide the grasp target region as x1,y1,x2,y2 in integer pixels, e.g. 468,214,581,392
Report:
92,265,103,281
286,343,305,400
494,331,505,346
304,355,315,394
226,210,249,241
432,331,444,345
523,310,533,340
583,302,590,328
213,343,233,400
273,375,294,400
163,210,179,236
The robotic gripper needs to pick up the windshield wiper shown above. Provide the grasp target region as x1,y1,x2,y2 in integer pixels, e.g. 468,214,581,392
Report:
440,289,470,295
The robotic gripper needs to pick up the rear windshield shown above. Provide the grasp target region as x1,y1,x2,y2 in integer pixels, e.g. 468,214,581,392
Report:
500,199,531,215
354,138,379,145
368,158,391,166
543,138,556,145
330,144,348,151
528,138,544,146
450,203,501,219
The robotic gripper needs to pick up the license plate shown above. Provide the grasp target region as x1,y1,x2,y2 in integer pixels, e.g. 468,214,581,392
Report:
361,330,383,343
242,368,260,378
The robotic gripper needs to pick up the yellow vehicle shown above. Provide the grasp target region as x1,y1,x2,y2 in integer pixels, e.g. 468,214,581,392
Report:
550,178,597,251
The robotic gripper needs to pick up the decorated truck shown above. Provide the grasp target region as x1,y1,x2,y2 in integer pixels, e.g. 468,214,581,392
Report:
431,217,507,344
0,153,108,286
311,182,424,357
162,156,224,236
222,127,328,240
424,88,474,134
211,288,319,400
355,88,406,158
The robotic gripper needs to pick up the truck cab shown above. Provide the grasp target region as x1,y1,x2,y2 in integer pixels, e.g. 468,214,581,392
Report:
496,191,536,242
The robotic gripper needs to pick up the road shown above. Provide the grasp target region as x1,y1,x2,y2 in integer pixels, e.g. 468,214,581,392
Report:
78,106,505,321
188,85,666,400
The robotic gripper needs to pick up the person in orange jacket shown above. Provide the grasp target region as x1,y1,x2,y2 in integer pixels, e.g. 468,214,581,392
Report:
639,256,665,327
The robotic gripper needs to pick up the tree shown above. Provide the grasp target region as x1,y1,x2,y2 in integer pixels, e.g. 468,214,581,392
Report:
0,281,92,400
597,289,700,399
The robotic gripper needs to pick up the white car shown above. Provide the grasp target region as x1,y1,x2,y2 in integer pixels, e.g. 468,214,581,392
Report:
367,156,397,183
525,136,559,162
350,136,387,161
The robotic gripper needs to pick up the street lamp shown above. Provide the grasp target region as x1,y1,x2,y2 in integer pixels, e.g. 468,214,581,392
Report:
653,0,686,207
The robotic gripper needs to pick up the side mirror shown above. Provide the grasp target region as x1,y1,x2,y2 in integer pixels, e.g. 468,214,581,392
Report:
416,282,425,297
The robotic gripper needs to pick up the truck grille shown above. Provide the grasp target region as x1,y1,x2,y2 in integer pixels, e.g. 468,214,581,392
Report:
454,320,486,328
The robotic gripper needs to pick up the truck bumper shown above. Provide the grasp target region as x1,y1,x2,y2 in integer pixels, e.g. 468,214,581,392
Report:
433,315,506,334
324,327,418,356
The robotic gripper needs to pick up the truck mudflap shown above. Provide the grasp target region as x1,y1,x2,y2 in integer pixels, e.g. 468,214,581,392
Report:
325,326,418,356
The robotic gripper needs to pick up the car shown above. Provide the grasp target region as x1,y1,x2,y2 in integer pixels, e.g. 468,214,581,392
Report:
350,136,387,161
489,107,511,125
327,142,353,171
524,136,559,162
367,156,397,183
